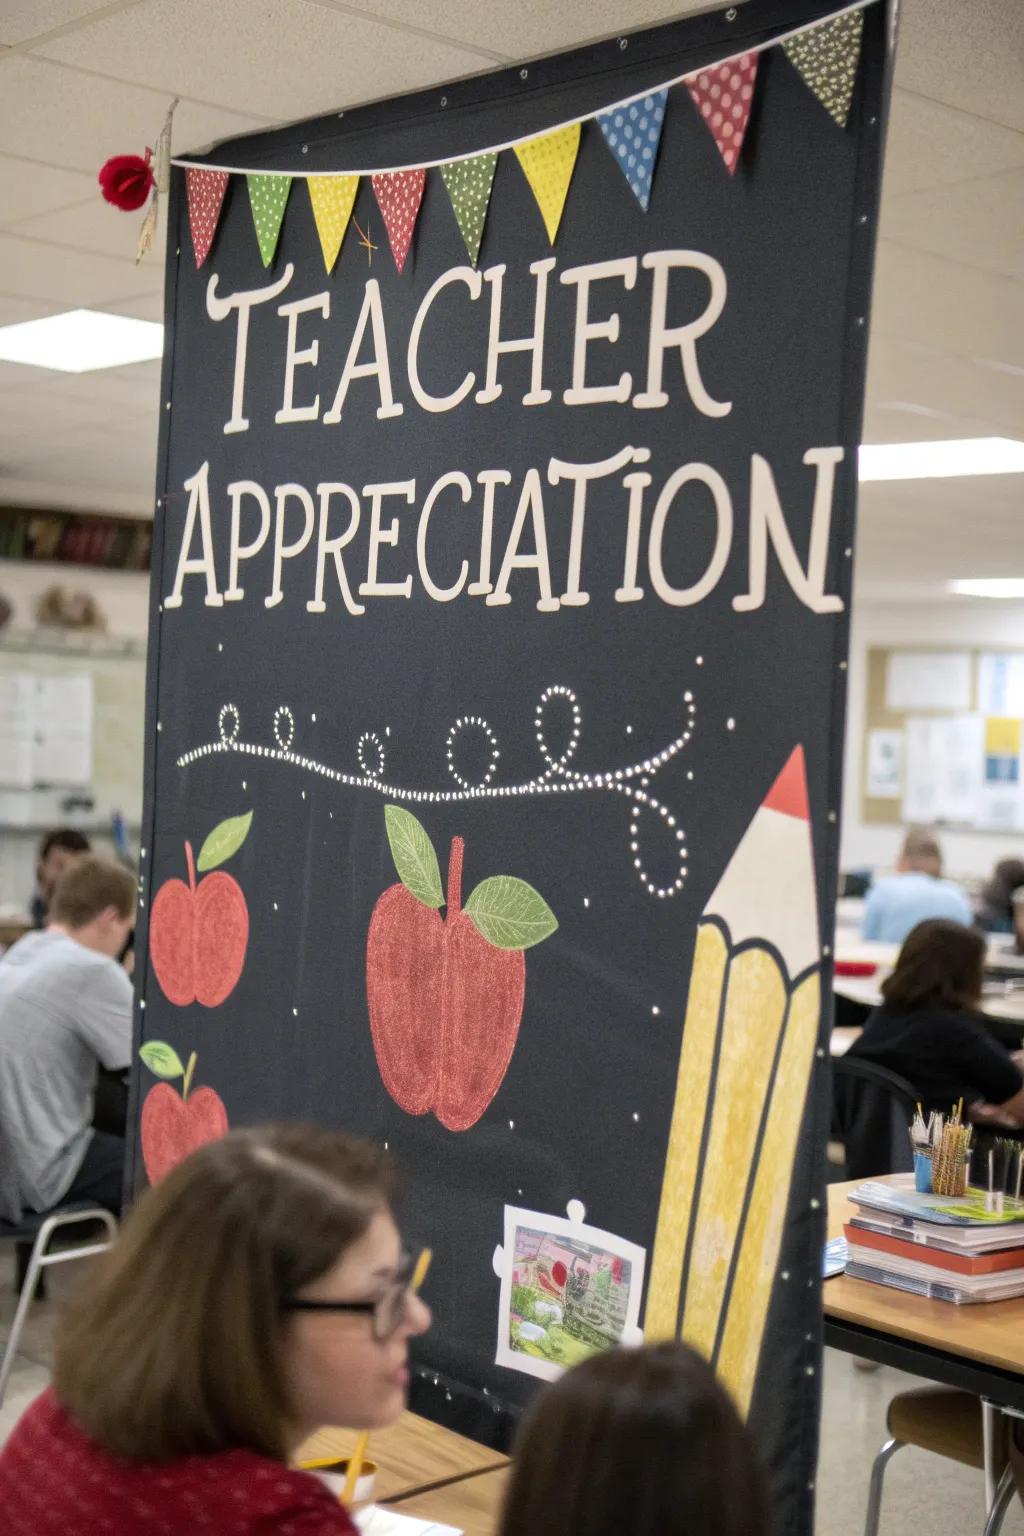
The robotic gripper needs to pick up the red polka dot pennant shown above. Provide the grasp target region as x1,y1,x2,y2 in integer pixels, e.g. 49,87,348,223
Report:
685,52,759,175
372,168,427,275
185,168,229,269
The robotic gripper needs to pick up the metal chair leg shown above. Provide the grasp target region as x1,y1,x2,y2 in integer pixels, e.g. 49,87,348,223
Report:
982,1399,1009,1511
982,1466,1015,1536
864,1436,904,1536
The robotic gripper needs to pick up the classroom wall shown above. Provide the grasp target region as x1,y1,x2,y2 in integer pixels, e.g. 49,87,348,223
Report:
841,597,1024,881
0,561,150,640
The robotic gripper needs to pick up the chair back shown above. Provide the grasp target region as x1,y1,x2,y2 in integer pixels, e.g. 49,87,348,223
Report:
831,1055,919,1180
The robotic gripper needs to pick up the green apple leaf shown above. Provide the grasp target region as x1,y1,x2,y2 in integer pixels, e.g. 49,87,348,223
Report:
464,877,558,951
197,810,253,872
384,805,443,909
139,1040,185,1079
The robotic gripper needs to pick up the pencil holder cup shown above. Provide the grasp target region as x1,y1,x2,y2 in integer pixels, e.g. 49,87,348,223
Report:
913,1150,932,1193
932,1155,969,1199
302,1457,378,1507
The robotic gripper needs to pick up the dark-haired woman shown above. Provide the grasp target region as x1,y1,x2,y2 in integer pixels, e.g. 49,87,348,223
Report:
497,1342,768,1536
0,1125,430,1534
849,918,1024,1123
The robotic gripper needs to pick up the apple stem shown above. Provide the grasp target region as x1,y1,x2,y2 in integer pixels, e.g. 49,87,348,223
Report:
182,1050,197,1102
185,840,196,893
447,837,464,917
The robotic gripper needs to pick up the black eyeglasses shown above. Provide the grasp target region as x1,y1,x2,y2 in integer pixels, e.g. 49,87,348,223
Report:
282,1249,422,1342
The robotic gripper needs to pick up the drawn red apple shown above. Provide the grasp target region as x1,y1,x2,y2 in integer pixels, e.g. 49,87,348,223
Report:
138,1041,229,1184
149,811,252,1007
367,805,557,1132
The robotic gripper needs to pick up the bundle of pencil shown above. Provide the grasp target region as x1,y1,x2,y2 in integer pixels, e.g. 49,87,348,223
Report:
932,1112,972,1198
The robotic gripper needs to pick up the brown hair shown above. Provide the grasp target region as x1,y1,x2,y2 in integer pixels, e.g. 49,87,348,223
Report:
54,1125,397,1463
497,1343,768,1536
900,827,942,877
49,853,136,927
881,918,985,1013
38,827,91,862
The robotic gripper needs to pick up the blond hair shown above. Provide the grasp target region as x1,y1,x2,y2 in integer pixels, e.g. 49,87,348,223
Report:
49,854,136,927
54,1125,396,1462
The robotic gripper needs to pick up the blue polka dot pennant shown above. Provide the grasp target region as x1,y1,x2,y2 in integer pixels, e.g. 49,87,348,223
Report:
596,90,668,211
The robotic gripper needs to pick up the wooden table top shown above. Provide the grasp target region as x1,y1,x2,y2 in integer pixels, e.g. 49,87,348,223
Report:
390,1466,511,1536
826,1180,1024,1375
295,1412,508,1502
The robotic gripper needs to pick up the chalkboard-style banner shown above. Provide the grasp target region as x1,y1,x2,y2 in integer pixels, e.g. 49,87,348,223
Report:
130,3,892,1528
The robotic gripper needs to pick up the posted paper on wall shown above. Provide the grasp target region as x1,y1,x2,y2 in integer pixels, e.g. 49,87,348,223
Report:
887,652,971,714
866,728,902,799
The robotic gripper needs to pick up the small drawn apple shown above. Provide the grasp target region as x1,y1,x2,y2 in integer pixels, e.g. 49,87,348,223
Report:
149,812,252,1007
367,805,557,1132
138,1041,229,1184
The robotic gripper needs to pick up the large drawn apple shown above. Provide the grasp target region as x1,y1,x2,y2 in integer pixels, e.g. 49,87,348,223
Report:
138,1041,229,1184
149,812,252,1007
367,806,557,1132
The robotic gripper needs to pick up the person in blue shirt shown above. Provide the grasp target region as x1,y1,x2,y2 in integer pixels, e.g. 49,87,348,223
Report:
862,828,972,944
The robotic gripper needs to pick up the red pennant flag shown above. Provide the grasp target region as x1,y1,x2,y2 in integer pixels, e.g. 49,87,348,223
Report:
186,168,230,268
685,52,759,174
371,168,426,275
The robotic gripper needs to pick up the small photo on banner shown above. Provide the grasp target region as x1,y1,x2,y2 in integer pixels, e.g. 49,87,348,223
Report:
596,90,668,210
440,152,498,267
185,168,229,269
783,8,865,127
372,168,426,274
685,53,758,174
307,174,359,274
514,123,580,244
247,174,291,267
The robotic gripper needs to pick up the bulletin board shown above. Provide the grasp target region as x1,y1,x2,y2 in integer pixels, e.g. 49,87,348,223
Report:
862,647,1024,833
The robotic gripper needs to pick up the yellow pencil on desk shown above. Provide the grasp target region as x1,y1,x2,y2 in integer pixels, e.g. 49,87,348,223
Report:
340,1247,432,1505
644,746,821,1416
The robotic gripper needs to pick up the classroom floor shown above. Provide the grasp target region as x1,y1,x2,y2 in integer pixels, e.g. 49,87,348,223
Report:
1,1255,1022,1535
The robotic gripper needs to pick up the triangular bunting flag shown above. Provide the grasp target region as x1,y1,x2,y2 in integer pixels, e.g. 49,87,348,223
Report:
307,174,359,274
440,152,497,267
371,168,426,275
514,124,580,244
783,9,864,128
597,91,668,210
247,173,291,267
186,168,229,269
685,53,758,174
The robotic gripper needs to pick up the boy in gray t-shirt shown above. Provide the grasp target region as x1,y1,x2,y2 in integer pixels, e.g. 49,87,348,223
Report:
0,855,136,1223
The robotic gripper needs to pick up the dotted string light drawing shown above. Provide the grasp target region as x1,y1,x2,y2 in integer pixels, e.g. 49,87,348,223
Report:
178,684,697,898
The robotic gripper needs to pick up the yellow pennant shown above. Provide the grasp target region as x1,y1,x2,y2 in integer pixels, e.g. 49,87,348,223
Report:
514,123,580,244
307,174,359,274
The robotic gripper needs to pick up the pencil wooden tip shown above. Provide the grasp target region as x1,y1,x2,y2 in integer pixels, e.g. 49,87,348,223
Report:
762,745,809,822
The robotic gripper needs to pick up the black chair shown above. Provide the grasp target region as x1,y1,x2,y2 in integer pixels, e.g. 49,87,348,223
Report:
831,1055,920,1181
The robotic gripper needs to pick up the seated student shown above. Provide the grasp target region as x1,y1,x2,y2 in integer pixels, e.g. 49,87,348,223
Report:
0,1126,430,1535
849,919,1024,1122
977,857,1024,935
29,826,91,928
862,828,972,944
497,1341,767,1536
0,855,135,1224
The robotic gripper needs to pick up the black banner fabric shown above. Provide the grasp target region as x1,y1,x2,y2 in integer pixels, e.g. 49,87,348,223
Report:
131,5,891,1531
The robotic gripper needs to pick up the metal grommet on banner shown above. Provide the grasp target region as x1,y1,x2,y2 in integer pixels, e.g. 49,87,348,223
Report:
440,95,447,108
301,144,308,154
519,67,528,80
725,6,737,19
618,37,628,49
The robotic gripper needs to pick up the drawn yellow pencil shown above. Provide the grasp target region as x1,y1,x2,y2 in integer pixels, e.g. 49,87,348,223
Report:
644,746,821,1416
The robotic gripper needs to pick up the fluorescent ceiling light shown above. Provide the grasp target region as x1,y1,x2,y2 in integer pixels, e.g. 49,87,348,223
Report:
859,438,1024,481
949,579,1024,600
0,309,163,373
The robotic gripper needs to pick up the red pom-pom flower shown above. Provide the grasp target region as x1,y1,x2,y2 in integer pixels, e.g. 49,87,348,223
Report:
98,151,154,212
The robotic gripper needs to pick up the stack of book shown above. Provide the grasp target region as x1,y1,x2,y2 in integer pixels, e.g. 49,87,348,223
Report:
844,1175,1024,1305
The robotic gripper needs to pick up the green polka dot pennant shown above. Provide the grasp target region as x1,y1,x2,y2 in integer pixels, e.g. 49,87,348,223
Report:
783,9,864,128
246,173,292,267
440,152,498,268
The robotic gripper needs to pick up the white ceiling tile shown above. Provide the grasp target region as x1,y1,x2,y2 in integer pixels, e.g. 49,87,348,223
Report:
0,55,270,174
894,0,1024,134
871,240,1024,371
881,88,1024,199
880,168,1024,285
0,231,164,307
104,290,165,322
33,0,501,125
0,1,129,48
11,191,161,260
0,295,65,327
0,155,96,226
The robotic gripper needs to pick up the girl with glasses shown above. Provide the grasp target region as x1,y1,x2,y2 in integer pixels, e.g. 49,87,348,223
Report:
0,1124,430,1534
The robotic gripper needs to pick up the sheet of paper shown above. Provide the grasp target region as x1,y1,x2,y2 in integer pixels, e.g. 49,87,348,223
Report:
902,715,983,826
31,676,93,786
977,716,1024,830
0,674,36,788
866,728,902,799
356,1507,462,1536
978,654,1024,717
887,651,971,713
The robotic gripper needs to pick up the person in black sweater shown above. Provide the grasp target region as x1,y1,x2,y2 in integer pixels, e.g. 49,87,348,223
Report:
850,918,1024,1125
